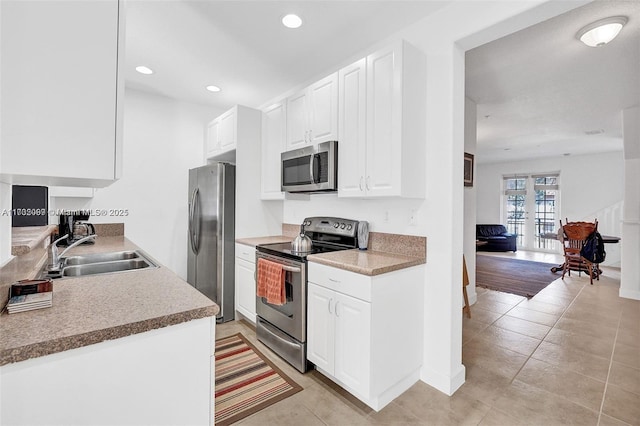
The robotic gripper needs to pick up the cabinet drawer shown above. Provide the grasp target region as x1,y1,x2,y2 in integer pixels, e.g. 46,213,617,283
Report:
235,243,255,263
308,262,371,302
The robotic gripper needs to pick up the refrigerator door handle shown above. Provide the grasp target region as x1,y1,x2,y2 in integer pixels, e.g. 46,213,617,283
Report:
189,187,200,254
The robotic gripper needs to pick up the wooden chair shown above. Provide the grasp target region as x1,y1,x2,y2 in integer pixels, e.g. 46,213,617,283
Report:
560,219,599,285
462,255,471,318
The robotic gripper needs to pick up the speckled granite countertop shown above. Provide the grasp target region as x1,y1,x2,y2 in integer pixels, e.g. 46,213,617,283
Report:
11,225,57,256
236,235,293,247
0,236,218,366
308,249,425,276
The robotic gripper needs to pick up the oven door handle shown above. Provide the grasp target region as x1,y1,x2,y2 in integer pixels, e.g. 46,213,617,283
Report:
281,265,301,273
259,320,303,349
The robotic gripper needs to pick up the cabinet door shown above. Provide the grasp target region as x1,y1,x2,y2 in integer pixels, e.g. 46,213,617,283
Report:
334,292,371,397
308,73,338,144
1,0,121,184
366,44,402,197
338,59,367,198
286,90,309,150
206,119,221,157
261,101,286,199
219,109,237,150
307,283,335,373
235,258,256,323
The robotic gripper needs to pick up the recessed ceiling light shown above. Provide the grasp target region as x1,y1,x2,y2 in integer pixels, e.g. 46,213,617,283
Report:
576,16,627,47
206,85,221,93
563,153,571,156
282,14,302,29
135,65,154,75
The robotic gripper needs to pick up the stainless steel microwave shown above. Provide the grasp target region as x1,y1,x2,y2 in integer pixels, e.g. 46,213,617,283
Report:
281,141,338,193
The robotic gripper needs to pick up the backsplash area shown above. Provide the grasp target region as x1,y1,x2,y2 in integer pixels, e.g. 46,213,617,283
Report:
282,223,426,259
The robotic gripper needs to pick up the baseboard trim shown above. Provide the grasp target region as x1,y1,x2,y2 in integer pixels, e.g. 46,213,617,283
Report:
619,288,640,300
420,363,466,396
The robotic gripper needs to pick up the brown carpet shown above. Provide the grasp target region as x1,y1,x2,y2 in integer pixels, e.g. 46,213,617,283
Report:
215,333,302,425
476,255,558,298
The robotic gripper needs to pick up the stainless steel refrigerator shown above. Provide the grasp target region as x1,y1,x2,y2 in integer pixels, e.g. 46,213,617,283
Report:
187,162,235,322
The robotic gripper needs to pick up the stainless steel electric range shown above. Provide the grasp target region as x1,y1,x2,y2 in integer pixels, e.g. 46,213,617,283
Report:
255,216,360,373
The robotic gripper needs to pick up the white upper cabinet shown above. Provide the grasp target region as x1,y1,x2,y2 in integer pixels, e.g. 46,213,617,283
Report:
261,101,286,199
286,73,338,150
338,40,426,198
0,0,124,188
205,105,258,163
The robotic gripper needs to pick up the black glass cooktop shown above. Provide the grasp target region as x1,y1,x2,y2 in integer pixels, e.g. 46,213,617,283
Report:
256,241,351,261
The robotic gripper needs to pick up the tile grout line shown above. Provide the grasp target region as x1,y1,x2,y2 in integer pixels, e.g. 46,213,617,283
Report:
596,312,622,426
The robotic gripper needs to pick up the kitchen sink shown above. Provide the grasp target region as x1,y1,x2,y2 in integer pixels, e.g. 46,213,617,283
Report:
63,250,140,266
41,250,158,279
62,258,154,277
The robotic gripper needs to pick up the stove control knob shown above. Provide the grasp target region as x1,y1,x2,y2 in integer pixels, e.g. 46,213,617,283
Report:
340,223,346,229
333,223,339,228
346,224,353,231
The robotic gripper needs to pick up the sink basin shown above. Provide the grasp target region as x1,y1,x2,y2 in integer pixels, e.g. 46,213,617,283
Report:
63,250,140,266
42,249,158,279
62,258,153,277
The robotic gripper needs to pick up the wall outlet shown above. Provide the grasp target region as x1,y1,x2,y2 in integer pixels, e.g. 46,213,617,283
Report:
409,209,417,226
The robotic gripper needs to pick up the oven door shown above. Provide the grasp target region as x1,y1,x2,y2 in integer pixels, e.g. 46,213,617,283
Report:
255,252,307,342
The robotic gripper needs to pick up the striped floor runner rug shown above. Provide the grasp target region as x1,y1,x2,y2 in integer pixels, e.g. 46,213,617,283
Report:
215,333,303,425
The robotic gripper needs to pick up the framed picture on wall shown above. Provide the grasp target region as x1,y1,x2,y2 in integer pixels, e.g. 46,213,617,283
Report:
464,152,474,187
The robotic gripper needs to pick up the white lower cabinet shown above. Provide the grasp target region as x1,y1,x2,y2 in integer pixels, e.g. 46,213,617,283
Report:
307,262,424,411
235,243,256,323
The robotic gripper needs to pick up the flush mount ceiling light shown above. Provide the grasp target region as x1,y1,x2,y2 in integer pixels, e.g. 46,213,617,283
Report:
576,16,627,47
282,14,302,29
206,85,221,93
135,65,154,75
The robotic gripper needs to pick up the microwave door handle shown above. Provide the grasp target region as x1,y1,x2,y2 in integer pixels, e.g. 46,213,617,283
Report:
313,154,321,183
309,155,315,184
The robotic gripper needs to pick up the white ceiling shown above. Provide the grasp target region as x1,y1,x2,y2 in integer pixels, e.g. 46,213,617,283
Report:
466,0,640,164
124,0,447,111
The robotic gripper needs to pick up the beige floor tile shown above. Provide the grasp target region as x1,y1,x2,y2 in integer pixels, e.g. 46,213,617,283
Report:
475,324,542,357
531,340,611,382
608,362,640,396
517,298,567,316
493,315,552,340
530,292,574,308
616,327,640,349
462,338,529,380
515,358,606,411
466,306,504,325
473,297,517,315
296,381,372,426
543,328,615,359
598,414,633,426
554,317,618,341
366,401,425,425
237,393,326,426
506,306,560,327
562,306,621,328
458,364,513,407
613,341,640,370
493,379,599,425
478,408,525,426
602,384,640,425
619,315,640,333
462,317,490,345
480,290,526,306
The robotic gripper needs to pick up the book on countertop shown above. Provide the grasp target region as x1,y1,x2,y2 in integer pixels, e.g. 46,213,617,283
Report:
10,279,53,297
7,291,52,314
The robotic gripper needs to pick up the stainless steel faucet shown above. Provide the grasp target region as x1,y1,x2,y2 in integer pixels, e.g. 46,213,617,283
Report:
47,234,97,272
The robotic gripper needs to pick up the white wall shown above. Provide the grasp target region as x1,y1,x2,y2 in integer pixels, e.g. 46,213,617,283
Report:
463,98,478,304
0,0,9,268
476,150,624,266
620,106,640,299
51,89,222,279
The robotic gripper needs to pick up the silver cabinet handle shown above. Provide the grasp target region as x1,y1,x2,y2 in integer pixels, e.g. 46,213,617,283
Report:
329,278,340,284
328,298,333,314
359,176,364,191
335,301,340,317
366,176,371,191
